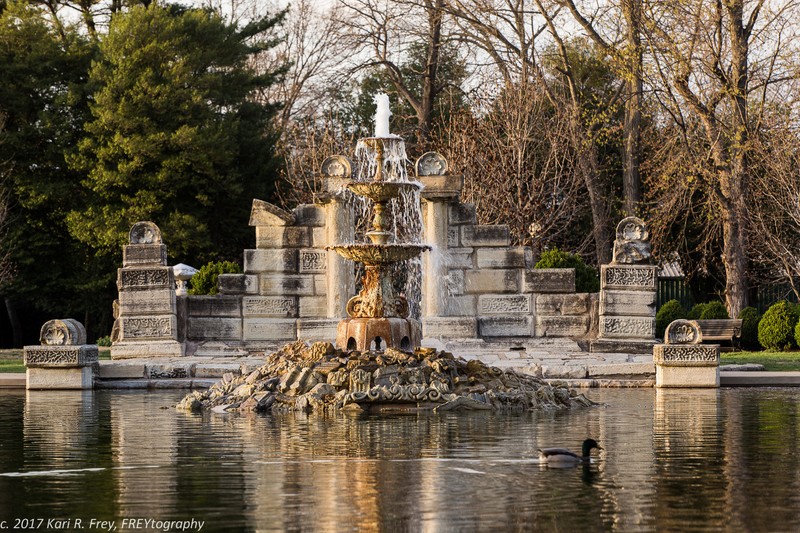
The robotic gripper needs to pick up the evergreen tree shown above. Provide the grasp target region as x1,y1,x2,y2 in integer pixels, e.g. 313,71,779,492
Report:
68,3,286,263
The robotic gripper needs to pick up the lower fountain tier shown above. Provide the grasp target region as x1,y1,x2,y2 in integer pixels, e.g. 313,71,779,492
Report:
329,243,430,265
337,317,422,352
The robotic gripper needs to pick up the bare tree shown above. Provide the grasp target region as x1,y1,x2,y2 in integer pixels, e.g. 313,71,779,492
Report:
336,0,450,147
642,0,800,317
436,84,590,255
559,0,644,215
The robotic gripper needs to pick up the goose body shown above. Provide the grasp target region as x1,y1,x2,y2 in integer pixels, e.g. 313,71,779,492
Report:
538,438,602,465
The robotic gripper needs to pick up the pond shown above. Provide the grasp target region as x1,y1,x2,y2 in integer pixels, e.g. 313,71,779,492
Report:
0,387,798,532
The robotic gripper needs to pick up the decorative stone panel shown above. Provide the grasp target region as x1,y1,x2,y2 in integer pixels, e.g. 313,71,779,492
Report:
119,316,177,340
522,269,575,293
299,249,327,273
118,267,173,291
599,316,655,339
478,294,532,315
186,317,242,341
24,345,99,368
601,265,657,291
243,296,298,318
653,344,719,366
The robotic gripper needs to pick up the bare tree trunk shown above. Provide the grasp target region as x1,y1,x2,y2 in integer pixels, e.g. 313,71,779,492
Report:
622,0,642,215
572,116,612,265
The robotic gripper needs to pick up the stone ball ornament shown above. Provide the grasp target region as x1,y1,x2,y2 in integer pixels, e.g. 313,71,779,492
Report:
129,221,162,245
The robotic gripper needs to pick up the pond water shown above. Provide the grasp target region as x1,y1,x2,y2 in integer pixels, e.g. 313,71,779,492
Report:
1,387,799,532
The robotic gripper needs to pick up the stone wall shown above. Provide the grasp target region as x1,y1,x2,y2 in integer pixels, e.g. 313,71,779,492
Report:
420,175,598,342
112,169,654,358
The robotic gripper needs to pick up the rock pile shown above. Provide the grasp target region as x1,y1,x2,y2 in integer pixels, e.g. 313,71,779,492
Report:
177,341,595,414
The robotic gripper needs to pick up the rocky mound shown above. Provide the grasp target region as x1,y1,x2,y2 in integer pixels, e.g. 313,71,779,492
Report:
177,340,595,414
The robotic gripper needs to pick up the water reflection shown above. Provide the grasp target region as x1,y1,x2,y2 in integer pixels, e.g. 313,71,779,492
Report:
0,388,799,531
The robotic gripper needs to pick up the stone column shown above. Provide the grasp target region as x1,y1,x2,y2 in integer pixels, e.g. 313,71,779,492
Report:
592,216,658,353
654,319,720,387
24,319,97,389
111,221,184,358
422,198,449,317
318,156,355,320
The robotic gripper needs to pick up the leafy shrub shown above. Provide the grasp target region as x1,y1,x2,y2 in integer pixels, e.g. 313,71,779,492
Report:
687,303,705,320
534,248,600,293
188,260,242,295
738,307,761,350
758,301,799,351
656,300,687,339
96,335,112,347
699,300,729,319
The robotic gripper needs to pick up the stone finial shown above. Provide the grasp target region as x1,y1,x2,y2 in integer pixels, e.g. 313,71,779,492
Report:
664,319,702,345
320,155,353,178
173,263,198,296
612,216,651,264
129,221,162,245
39,319,87,346
416,152,448,176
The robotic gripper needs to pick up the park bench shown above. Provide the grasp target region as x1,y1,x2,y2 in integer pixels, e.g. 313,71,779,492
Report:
696,319,743,351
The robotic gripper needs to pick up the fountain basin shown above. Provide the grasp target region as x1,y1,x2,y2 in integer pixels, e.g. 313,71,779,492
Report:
328,243,430,264
347,181,422,203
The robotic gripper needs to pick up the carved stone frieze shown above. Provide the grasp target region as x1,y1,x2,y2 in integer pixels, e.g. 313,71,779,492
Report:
121,317,175,339
24,345,99,368
299,250,327,273
243,296,297,317
478,294,531,314
653,344,720,367
599,316,655,339
601,265,657,290
119,268,173,290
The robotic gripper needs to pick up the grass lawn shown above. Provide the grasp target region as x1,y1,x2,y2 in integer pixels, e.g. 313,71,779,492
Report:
721,350,800,371
0,348,110,373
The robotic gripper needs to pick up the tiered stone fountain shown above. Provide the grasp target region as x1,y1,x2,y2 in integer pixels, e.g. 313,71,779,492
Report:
329,99,430,352
177,96,595,414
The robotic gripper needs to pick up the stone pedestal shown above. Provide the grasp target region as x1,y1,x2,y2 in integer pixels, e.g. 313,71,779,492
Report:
24,320,98,390
592,217,657,353
112,222,183,358
654,320,720,387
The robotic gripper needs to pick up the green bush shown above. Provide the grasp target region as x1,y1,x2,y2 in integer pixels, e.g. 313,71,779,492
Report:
699,300,729,319
656,300,687,339
534,248,600,293
687,303,705,320
738,306,761,350
758,301,799,351
96,335,112,347
188,260,242,295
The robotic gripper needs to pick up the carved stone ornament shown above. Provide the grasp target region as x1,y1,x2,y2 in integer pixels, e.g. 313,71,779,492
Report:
320,155,353,178
39,319,87,346
653,344,719,366
665,319,703,345
129,221,162,245
612,216,651,264
616,216,649,241
416,152,448,176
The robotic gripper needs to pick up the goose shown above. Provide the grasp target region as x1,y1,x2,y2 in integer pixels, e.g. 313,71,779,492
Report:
538,438,602,465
